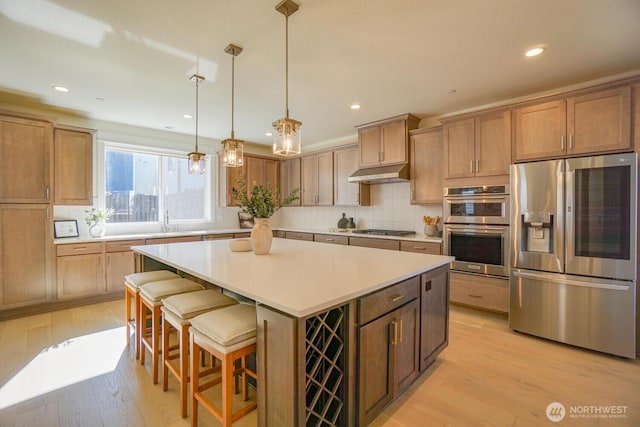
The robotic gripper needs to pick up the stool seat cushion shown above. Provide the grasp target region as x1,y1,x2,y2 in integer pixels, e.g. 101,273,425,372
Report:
190,304,256,347
125,270,179,290
162,290,238,320
139,278,203,303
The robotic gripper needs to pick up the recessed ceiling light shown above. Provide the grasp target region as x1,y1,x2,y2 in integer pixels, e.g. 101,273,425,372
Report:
53,85,69,93
525,47,544,57
165,126,174,130
448,89,457,94
96,97,104,102
350,104,361,110
265,132,273,137
183,114,193,119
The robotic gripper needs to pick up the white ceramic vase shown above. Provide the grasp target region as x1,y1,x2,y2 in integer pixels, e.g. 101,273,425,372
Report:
251,218,273,255
89,221,106,238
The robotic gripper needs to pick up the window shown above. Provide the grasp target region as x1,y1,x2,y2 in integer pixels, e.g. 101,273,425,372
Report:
103,143,210,224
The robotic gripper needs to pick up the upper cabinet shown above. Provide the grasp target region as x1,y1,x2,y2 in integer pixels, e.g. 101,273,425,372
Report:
410,127,443,204
443,110,511,179
301,151,333,206
514,86,632,161
0,115,53,203
226,154,279,207
333,146,370,206
279,157,301,206
54,126,95,205
356,114,419,168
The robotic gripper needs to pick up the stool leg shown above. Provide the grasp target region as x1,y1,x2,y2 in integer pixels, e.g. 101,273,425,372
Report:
139,299,146,366
125,287,131,345
134,291,141,360
241,356,248,401
190,334,200,427
180,323,189,418
152,305,161,384
222,354,234,427
162,315,170,392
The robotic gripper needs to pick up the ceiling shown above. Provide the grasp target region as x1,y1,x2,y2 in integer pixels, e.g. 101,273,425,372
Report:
1,0,640,148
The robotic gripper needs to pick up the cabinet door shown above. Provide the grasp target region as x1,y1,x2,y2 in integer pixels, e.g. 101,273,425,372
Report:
420,267,449,371
475,111,511,177
245,155,264,189
410,128,443,204
358,310,394,426
443,118,474,178
279,157,301,206
0,116,53,203
393,299,420,393
334,147,369,206
301,155,318,206
380,120,407,165
54,128,93,205
226,162,245,206
514,100,567,161
106,251,135,293
567,86,631,155
0,205,52,308
57,254,104,300
316,151,333,206
358,126,381,167
264,158,278,189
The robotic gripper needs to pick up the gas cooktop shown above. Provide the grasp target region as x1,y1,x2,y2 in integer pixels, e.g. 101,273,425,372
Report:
352,229,416,236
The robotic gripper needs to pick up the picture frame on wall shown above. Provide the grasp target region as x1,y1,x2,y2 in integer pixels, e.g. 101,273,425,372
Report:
54,220,79,238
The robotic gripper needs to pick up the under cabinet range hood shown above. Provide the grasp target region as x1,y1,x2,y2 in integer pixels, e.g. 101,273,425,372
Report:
348,163,410,184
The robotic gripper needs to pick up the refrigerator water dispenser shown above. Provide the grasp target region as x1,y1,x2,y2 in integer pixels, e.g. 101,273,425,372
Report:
522,212,553,253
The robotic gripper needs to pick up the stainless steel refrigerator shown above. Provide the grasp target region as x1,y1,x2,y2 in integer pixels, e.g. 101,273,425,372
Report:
510,152,637,358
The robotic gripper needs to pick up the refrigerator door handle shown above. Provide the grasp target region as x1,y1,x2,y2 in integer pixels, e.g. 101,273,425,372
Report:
512,270,631,291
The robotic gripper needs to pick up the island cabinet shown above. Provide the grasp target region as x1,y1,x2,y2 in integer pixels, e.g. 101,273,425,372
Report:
333,146,370,206
0,204,52,309
410,127,443,205
301,151,333,206
357,276,421,426
442,110,511,179
420,265,449,371
56,242,104,300
54,126,95,205
514,85,632,161
279,157,301,206
0,114,53,203
105,239,144,293
356,114,419,168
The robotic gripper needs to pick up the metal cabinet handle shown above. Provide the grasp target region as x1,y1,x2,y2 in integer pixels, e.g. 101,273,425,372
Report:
475,159,479,173
73,247,88,250
398,319,403,344
412,246,426,250
45,186,50,200
391,320,399,345
561,135,565,150
389,294,404,302
468,294,483,298
469,160,474,174
569,134,574,150
325,238,334,242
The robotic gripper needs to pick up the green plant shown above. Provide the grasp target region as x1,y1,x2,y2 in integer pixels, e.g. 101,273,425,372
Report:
84,207,115,226
232,175,299,218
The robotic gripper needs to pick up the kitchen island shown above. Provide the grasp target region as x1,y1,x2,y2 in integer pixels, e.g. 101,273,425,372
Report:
133,238,453,426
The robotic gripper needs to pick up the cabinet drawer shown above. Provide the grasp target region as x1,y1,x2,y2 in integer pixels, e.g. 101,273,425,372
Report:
349,237,400,251
202,233,234,240
450,272,508,313
105,239,145,253
57,242,103,256
285,231,314,241
233,232,251,238
145,235,201,245
400,241,441,254
313,234,349,245
358,276,420,324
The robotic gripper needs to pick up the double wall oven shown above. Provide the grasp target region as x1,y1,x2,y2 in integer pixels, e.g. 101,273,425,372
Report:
443,185,510,277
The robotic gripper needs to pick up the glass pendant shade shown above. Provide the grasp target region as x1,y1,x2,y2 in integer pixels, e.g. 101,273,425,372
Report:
222,138,244,167
188,151,206,174
272,117,301,156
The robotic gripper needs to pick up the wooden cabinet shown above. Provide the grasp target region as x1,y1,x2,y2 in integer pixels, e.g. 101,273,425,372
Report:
226,154,279,206
349,237,399,251
410,127,443,204
301,152,333,206
443,110,511,179
450,271,508,313
284,231,314,241
0,205,52,309
400,241,441,255
279,157,301,206
225,162,245,207
333,146,370,206
0,115,53,203
105,239,144,293
145,235,202,245
56,242,104,300
313,233,349,245
356,114,419,168
420,266,449,371
358,277,420,426
202,233,234,240
54,126,94,205
514,86,632,161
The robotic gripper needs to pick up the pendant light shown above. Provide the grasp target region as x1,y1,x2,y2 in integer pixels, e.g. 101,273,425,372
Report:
272,0,302,156
188,74,206,174
222,44,244,168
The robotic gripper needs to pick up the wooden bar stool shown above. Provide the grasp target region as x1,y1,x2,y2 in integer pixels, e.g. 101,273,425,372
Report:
139,278,204,384
189,304,258,427
124,270,180,359
161,289,238,418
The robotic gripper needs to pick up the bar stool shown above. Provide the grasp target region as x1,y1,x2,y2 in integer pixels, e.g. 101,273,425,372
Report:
161,289,238,418
124,270,180,359
139,278,204,384
189,303,258,427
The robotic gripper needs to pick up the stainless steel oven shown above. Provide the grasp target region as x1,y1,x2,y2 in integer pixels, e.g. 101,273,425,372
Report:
443,185,510,277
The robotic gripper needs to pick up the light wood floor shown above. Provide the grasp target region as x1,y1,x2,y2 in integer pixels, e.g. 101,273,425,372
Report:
0,300,638,426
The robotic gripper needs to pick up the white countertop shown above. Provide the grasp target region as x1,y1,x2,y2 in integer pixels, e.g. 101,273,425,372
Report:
133,238,452,318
